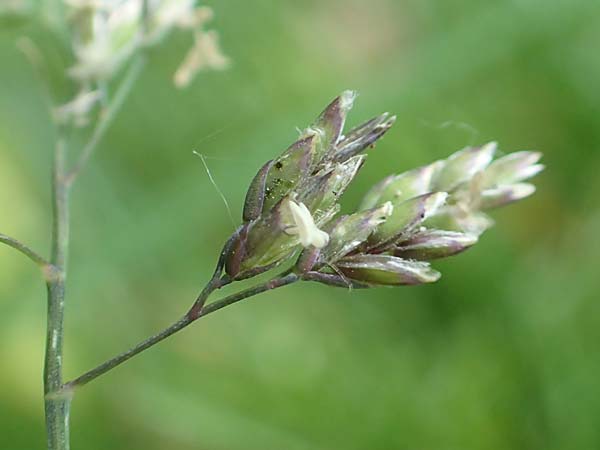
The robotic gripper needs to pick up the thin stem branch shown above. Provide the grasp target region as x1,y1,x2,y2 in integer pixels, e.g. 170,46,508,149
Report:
0,232,50,268
44,136,71,450
199,273,299,317
62,272,299,391
65,55,146,185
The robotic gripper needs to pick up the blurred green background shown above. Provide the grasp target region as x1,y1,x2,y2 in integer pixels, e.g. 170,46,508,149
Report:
1,0,600,449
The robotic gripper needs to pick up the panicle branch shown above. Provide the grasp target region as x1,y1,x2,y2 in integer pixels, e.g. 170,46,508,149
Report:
0,232,51,269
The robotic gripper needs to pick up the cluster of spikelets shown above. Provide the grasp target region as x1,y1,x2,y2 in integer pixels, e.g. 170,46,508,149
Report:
222,91,543,288
55,0,228,125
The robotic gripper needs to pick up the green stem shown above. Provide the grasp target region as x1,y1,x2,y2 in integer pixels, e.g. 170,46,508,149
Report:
0,232,50,268
42,31,146,448
62,273,299,391
44,136,71,450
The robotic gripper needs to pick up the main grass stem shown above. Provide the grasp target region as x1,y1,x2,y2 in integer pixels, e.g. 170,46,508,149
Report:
44,136,71,450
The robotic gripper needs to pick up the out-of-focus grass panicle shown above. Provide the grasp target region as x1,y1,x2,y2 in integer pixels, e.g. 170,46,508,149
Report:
52,0,228,125
228,91,543,288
